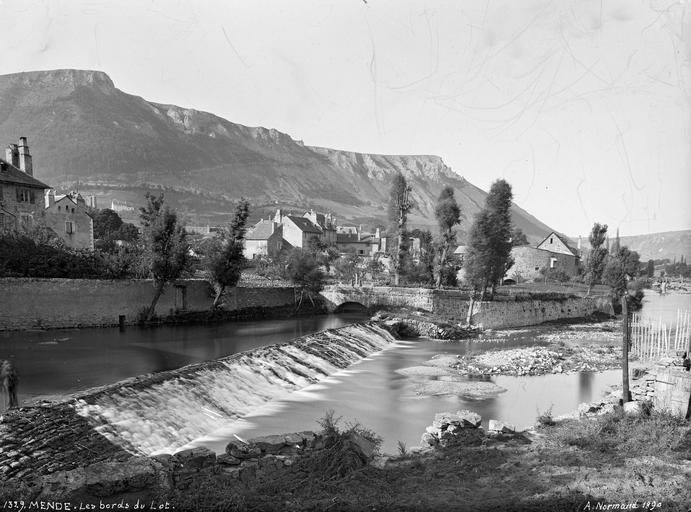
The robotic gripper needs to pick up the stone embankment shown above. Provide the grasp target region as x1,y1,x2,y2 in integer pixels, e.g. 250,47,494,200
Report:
4,429,380,501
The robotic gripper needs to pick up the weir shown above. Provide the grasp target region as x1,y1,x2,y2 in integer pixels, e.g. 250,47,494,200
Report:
71,322,396,455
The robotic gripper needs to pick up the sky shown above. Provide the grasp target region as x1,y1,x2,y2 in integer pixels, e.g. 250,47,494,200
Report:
0,0,689,237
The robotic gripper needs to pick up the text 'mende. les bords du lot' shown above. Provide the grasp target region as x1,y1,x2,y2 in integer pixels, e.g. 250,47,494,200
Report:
3,500,174,511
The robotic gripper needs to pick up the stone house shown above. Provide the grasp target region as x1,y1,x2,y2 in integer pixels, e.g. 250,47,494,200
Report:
0,137,51,232
509,231,580,282
44,190,95,250
303,209,337,245
0,137,94,250
336,228,384,257
244,220,283,259
281,215,322,249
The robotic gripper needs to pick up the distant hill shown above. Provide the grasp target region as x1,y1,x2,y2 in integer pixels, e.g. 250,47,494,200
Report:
577,230,691,262
0,69,556,240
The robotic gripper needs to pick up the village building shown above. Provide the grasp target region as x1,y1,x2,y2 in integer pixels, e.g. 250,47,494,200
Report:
43,190,94,250
509,231,580,282
336,228,384,257
244,220,283,259
0,138,49,232
303,209,337,245
1,137,94,249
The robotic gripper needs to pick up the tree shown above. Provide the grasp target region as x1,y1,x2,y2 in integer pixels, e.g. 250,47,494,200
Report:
463,179,514,299
93,209,123,240
284,248,324,309
139,192,191,320
433,186,461,288
646,259,655,278
406,229,435,286
486,180,514,294
463,209,494,299
387,172,414,285
306,235,339,271
202,199,250,309
511,227,529,246
585,223,608,294
334,252,364,285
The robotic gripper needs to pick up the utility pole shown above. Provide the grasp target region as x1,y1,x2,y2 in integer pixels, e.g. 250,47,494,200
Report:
621,293,631,403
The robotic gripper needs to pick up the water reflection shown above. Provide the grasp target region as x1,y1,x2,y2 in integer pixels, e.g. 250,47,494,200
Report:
578,371,593,403
0,312,370,404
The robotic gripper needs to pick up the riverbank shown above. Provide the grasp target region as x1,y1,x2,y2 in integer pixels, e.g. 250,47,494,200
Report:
4,404,688,511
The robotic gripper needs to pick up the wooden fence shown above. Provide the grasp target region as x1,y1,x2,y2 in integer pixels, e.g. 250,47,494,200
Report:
631,309,691,361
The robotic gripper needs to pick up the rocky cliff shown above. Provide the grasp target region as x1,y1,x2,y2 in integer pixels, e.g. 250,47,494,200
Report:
0,69,553,237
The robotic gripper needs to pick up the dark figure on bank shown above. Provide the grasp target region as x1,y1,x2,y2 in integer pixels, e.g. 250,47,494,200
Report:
0,360,18,409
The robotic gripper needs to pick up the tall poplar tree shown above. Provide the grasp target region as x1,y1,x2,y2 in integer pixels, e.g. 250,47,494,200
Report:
585,223,608,294
387,172,413,286
464,179,514,299
434,186,461,288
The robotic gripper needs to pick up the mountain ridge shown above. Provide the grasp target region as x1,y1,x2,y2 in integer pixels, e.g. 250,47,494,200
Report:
0,69,554,239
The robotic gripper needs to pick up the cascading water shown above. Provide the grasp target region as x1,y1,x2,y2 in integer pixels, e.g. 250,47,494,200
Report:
72,322,396,455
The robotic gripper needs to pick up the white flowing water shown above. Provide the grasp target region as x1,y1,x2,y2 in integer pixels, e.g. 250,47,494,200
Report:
72,322,396,455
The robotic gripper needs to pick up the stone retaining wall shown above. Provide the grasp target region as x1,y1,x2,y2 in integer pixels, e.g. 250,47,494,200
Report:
0,278,296,331
321,285,613,329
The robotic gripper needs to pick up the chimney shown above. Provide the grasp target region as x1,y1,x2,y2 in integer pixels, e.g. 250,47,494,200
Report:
577,236,582,250
375,227,381,239
18,137,32,176
45,189,56,209
7,144,19,168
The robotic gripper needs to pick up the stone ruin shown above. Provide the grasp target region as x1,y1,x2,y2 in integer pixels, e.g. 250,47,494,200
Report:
420,410,517,449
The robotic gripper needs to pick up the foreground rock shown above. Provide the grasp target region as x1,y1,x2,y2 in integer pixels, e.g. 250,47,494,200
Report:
373,311,480,340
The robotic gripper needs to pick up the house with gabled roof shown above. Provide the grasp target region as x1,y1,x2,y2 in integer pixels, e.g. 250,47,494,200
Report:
0,137,94,250
281,215,322,249
0,137,50,232
336,228,385,257
44,190,95,250
508,231,580,282
536,232,580,258
244,219,283,259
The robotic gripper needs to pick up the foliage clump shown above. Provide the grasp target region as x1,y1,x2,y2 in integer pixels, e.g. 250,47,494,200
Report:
301,410,382,481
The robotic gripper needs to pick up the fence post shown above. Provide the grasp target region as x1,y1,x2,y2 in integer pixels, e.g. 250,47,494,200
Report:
621,295,631,403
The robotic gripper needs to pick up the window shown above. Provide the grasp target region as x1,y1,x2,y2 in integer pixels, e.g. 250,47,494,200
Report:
15,188,35,203
550,257,558,269
58,206,61,211
20,214,32,227
71,208,75,214
65,221,74,234
549,237,553,244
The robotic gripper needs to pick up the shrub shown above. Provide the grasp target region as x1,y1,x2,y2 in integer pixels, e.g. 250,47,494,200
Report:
537,405,556,427
302,410,382,481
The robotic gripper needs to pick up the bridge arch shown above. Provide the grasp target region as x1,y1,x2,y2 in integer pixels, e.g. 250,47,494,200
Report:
332,301,370,314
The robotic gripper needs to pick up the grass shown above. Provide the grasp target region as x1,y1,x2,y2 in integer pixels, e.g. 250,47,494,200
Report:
547,408,691,463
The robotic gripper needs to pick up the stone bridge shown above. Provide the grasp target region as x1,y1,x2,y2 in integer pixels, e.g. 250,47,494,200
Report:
320,285,469,317
320,285,613,329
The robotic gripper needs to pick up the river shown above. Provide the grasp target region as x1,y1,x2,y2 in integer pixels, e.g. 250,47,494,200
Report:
0,313,369,405
3,291,689,455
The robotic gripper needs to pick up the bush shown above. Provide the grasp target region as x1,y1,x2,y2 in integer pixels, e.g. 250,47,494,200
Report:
537,405,556,427
302,410,382,481
0,232,146,279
